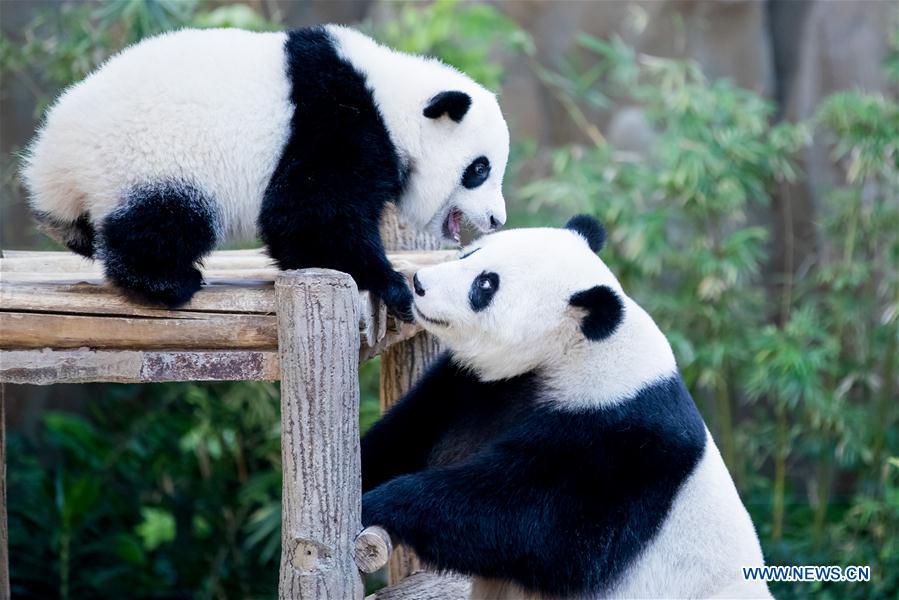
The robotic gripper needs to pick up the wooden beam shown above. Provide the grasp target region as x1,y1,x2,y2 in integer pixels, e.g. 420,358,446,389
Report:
1,285,401,349
0,248,271,274
276,270,363,599
0,349,280,384
0,252,456,314
0,312,278,350
0,269,280,283
0,249,451,354
0,249,453,276
365,572,470,600
1,280,277,316
0,247,270,271
0,322,423,384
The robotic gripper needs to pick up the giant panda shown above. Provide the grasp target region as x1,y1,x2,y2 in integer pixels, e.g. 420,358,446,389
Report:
361,215,770,599
22,26,509,317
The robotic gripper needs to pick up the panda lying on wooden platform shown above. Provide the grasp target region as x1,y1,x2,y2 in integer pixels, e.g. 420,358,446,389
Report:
22,26,508,318
362,216,770,599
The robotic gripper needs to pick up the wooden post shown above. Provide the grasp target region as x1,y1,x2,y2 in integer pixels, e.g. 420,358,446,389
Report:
378,206,443,583
276,270,363,600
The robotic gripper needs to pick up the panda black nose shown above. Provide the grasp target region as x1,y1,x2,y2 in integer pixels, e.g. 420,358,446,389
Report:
413,273,426,297
489,215,500,230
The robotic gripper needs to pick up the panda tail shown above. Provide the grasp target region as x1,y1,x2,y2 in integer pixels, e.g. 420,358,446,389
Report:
32,210,96,258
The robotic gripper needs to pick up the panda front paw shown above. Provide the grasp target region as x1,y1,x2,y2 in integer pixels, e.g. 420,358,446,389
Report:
362,483,407,531
379,275,414,323
361,489,388,529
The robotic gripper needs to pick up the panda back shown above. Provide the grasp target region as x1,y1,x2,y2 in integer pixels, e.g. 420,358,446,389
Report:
610,430,769,598
23,28,292,240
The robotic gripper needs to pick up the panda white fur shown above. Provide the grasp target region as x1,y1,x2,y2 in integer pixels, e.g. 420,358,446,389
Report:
361,215,770,599
22,26,509,316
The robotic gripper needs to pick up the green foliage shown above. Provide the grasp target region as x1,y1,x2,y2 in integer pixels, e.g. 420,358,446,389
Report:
6,2,897,598
10,382,280,598
9,375,386,598
0,0,276,117
9,378,384,599
521,37,807,394
136,507,177,551
1,3,112,117
373,0,533,90
191,4,279,32
0,0,282,251
6,1,514,594
522,32,898,600
818,91,899,184
95,0,200,43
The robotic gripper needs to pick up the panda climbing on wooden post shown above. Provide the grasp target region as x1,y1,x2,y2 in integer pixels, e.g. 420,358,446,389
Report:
362,215,771,599
22,26,509,319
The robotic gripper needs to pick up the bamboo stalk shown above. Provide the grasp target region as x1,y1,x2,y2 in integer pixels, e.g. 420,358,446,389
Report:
812,444,833,549
715,377,735,473
772,405,788,540
873,284,898,491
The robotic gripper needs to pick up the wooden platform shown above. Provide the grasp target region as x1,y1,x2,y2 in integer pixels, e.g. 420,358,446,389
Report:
0,248,454,384
0,244,467,599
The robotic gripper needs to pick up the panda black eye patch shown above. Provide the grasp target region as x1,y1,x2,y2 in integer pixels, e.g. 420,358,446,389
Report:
469,271,499,312
462,156,491,189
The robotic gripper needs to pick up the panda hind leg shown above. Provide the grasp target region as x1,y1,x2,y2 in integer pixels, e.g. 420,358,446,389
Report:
99,182,220,307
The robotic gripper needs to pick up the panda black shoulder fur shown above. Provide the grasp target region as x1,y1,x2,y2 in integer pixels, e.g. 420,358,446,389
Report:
362,215,770,599
22,26,509,317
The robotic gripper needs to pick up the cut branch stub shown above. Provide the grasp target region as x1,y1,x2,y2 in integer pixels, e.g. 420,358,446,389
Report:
354,526,393,574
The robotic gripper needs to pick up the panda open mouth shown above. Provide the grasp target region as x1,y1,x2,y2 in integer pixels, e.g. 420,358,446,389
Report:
413,304,450,328
441,206,464,243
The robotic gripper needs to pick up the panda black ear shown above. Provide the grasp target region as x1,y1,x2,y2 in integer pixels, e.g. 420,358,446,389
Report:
565,214,606,253
424,91,472,122
569,285,623,341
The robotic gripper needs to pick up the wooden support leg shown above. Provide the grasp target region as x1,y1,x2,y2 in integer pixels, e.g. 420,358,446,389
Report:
379,206,444,585
379,333,441,583
276,270,362,600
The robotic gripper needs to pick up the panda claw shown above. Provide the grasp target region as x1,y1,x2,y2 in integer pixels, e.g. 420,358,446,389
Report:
388,298,415,323
379,278,415,323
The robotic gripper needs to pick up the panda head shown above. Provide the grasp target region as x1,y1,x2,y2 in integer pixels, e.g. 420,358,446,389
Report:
400,87,509,243
411,215,677,404
326,25,509,244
